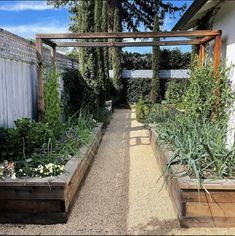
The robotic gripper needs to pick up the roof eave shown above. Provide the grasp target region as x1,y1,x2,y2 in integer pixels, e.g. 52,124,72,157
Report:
172,0,208,31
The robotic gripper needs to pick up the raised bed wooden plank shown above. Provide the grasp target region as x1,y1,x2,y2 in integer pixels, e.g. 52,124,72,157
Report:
148,126,235,228
0,123,103,224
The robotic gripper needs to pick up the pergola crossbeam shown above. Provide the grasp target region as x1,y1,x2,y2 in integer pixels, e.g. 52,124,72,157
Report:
36,30,221,40
55,39,200,47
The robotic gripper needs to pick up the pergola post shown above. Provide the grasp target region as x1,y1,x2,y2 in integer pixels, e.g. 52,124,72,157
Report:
36,38,44,122
199,44,205,65
212,32,222,121
51,45,56,68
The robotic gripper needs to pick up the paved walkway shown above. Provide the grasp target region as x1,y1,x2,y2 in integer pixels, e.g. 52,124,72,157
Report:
1,109,235,235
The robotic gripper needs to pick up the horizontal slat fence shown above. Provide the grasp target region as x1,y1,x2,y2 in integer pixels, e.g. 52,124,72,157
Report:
0,28,79,128
109,69,190,79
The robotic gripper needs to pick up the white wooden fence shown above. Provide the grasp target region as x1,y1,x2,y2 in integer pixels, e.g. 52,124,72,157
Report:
109,69,190,79
0,28,79,128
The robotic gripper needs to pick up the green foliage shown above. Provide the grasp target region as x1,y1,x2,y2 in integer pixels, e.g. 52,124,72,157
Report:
0,112,97,178
150,15,161,103
121,50,191,70
156,117,235,181
142,62,235,183
183,58,233,123
123,78,151,104
165,79,187,104
0,118,53,162
136,98,152,123
94,107,112,127
44,68,62,136
145,104,179,124
62,68,93,118
112,7,123,96
48,0,186,32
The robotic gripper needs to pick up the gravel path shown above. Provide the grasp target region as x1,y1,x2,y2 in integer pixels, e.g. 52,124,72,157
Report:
1,108,235,235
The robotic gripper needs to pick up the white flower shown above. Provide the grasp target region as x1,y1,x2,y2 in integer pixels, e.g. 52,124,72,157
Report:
11,173,16,180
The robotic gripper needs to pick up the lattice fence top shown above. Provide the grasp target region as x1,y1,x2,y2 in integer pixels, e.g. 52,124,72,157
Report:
0,28,36,63
0,28,79,70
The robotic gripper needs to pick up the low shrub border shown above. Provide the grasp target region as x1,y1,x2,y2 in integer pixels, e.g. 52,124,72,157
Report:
148,125,235,228
0,123,103,224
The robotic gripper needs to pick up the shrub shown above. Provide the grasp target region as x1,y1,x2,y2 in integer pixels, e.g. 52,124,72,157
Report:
44,68,63,137
145,104,180,124
124,78,151,104
94,106,112,127
165,79,187,104
136,97,151,123
0,118,53,162
183,58,233,122
0,112,97,178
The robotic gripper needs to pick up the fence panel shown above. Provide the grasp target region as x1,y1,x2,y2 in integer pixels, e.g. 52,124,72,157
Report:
109,69,190,79
0,28,79,128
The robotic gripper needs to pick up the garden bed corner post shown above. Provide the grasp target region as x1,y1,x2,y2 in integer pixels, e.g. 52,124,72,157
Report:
36,37,44,122
199,43,205,65
212,30,222,121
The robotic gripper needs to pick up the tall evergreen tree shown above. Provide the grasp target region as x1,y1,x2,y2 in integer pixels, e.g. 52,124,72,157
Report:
112,7,123,96
102,1,110,99
150,15,161,103
94,0,106,105
75,0,99,113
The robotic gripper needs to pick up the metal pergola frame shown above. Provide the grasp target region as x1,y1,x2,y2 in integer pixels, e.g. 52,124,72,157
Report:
36,30,222,121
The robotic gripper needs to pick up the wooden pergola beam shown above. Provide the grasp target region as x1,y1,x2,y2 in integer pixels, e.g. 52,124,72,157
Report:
36,30,221,40
35,38,44,122
199,44,205,65
200,35,215,44
56,39,200,48
41,38,57,48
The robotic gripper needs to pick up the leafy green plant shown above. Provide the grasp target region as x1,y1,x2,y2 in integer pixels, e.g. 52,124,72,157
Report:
94,106,112,127
165,79,187,104
136,97,152,123
0,110,97,178
183,58,233,123
44,67,63,137
0,118,53,162
156,117,235,183
145,104,180,125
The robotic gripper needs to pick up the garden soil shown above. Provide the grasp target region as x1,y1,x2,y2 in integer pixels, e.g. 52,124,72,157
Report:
1,109,235,235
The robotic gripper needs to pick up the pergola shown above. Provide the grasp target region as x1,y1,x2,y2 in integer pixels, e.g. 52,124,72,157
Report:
36,30,222,121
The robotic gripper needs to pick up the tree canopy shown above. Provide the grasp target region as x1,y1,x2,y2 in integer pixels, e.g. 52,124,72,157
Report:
48,0,186,31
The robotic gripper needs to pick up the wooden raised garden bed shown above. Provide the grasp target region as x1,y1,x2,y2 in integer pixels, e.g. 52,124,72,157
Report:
149,126,235,228
0,123,103,224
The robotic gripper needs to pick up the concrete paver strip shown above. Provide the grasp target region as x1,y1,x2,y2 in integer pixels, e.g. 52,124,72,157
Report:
1,109,235,235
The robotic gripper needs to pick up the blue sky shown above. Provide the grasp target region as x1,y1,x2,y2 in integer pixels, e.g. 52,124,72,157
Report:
0,0,193,53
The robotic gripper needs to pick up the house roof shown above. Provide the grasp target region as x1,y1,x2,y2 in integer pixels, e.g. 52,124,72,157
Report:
172,0,221,31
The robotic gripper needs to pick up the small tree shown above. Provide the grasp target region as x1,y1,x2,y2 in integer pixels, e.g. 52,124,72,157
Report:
150,15,161,103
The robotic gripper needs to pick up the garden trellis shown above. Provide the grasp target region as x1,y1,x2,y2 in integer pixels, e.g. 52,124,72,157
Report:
36,30,222,121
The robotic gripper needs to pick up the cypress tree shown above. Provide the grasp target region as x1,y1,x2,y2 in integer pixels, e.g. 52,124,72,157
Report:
112,7,123,96
150,15,161,103
94,0,106,105
102,0,110,99
77,0,99,113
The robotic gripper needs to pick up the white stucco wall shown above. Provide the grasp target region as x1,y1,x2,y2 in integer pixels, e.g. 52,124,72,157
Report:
212,2,235,147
